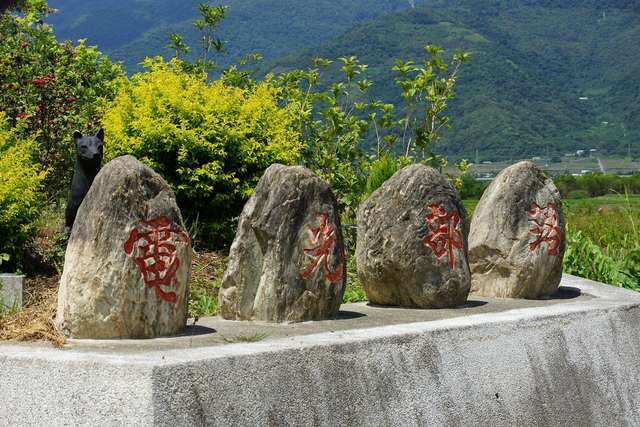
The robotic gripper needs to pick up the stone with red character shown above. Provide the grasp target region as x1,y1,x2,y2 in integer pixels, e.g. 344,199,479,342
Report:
468,161,565,299
356,164,471,308
219,164,345,322
56,155,191,339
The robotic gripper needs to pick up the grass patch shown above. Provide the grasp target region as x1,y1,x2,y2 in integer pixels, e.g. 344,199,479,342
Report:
343,250,367,303
188,250,227,319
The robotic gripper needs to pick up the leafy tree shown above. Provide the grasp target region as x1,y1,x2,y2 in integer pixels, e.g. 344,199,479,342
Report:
0,0,123,197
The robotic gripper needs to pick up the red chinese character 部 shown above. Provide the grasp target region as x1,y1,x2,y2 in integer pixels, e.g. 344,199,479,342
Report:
123,216,189,303
528,203,563,256
423,204,463,270
301,213,345,283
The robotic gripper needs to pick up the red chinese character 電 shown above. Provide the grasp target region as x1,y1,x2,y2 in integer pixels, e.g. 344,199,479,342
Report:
301,213,345,283
528,203,563,256
423,204,463,270
124,216,189,303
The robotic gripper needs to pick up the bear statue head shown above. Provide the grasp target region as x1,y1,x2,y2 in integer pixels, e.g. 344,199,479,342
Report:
74,129,104,166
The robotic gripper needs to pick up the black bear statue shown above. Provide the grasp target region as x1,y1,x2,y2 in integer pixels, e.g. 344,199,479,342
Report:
64,129,104,235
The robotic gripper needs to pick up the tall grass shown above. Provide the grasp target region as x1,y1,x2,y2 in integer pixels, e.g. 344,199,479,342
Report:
562,193,640,288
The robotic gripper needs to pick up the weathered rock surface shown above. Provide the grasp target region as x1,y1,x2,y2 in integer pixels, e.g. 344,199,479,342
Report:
469,161,565,298
219,164,345,322
56,155,191,339
356,164,471,308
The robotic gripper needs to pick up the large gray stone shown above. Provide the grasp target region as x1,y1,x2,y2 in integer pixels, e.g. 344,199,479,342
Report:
469,161,565,298
219,164,345,323
56,155,191,339
0,274,23,310
356,164,471,308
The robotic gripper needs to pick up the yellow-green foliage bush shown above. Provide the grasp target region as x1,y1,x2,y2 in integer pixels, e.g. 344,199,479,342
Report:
0,113,47,270
102,58,303,244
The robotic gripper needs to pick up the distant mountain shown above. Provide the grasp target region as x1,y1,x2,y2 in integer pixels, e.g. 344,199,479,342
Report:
46,0,416,71
266,0,640,160
46,0,640,160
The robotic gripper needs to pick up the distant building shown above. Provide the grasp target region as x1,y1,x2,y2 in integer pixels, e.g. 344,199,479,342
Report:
576,150,586,156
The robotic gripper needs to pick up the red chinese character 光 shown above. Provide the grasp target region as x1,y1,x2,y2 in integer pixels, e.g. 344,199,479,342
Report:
301,213,345,283
423,204,463,270
528,203,563,256
123,216,189,303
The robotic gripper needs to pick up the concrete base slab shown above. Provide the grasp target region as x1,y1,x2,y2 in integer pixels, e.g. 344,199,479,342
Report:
0,273,23,310
1,274,640,426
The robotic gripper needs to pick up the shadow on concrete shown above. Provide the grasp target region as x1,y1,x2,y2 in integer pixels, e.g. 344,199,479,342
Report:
335,310,367,320
365,300,488,310
552,286,582,299
531,286,582,301
178,325,218,337
460,300,489,308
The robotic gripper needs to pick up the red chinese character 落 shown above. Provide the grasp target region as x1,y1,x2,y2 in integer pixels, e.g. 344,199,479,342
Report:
528,203,563,256
423,204,463,270
301,213,345,283
123,216,189,303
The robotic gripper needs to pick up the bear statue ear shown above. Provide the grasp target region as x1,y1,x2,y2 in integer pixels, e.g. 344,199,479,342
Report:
96,128,104,141
73,130,82,141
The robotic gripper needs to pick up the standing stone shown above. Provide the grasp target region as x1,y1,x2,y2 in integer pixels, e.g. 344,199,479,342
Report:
219,164,345,323
56,155,191,339
0,274,23,310
469,161,565,299
356,164,471,308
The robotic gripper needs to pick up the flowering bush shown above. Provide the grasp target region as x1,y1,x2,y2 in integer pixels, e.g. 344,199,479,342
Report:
102,58,303,244
0,0,123,196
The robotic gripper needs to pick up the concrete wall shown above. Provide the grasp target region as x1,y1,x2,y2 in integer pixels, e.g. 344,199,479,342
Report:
1,275,640,426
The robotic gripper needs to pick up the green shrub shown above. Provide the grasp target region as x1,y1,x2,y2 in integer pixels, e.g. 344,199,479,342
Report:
364,154,400,197
102,58,303,245
459,174,488,200
0,114,47,271
555,173,640,199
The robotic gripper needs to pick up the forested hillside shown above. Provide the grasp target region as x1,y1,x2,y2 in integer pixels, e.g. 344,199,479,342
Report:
46,0,415,70
268,0,640,160
46,0,640,160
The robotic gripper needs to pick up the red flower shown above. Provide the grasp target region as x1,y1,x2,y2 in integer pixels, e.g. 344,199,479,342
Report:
66,97,77,102
20,41,28,49
31,74,55,86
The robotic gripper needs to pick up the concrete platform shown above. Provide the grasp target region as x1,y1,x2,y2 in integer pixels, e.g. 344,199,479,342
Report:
1,274,640,426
